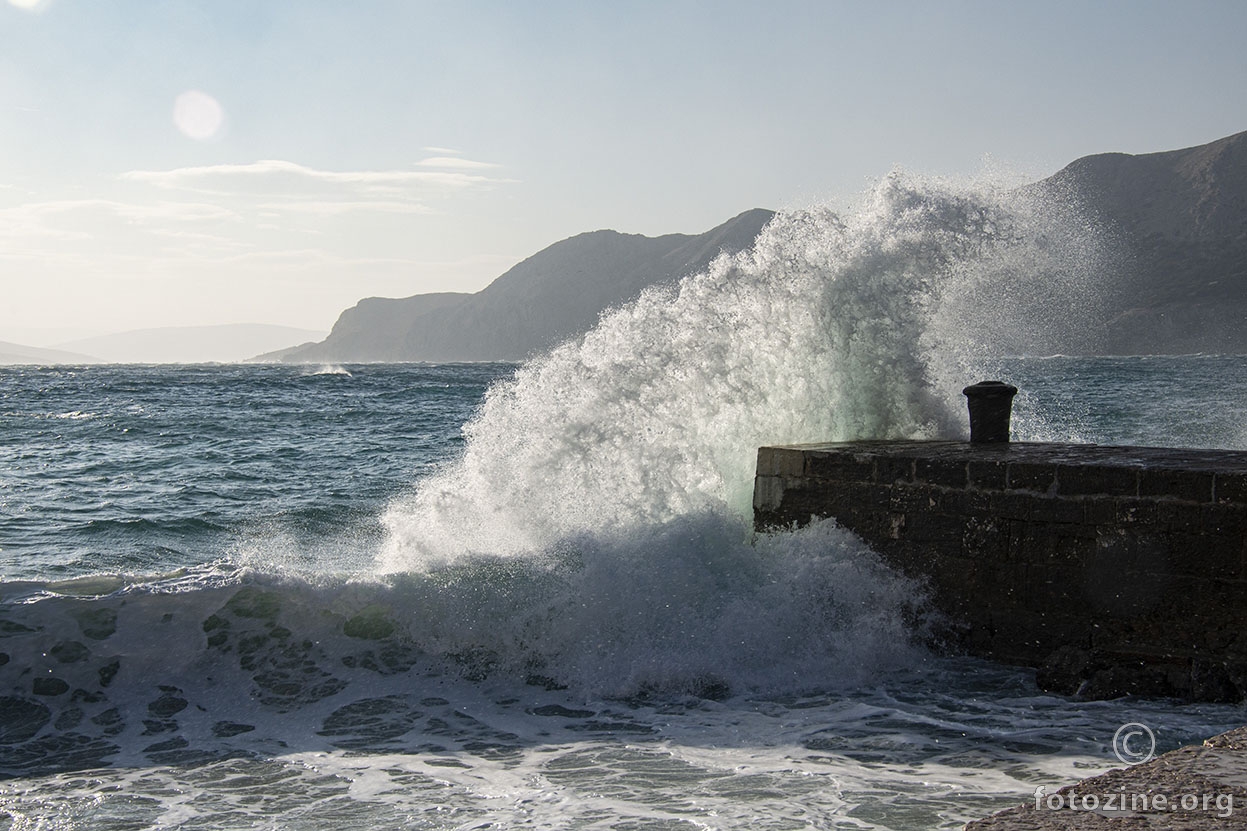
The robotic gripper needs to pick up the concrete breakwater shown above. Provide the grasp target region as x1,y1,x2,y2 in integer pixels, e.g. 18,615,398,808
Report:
753,441,1247,701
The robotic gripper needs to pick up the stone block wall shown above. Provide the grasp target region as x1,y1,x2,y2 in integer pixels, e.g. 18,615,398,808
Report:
753,441,1247,701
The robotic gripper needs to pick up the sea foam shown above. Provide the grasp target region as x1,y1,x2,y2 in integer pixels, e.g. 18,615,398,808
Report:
357,172,1109,697
380,171,1106,569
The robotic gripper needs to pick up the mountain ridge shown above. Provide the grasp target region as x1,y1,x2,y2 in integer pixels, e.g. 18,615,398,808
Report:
1036,129,1247,353
9,133,1244,365
58,324,327,364
0,341,99,365
275,208,775,363
284,130,1247,363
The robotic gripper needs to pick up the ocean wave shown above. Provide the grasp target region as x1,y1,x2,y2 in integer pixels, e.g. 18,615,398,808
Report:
381,171,1107,569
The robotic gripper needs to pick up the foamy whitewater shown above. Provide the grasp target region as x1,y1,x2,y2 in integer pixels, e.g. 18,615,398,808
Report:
2,173,1244,830
381,173,1106,568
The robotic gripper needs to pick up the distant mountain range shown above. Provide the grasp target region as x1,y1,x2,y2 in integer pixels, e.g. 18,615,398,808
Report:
0,325,326,365
1036,129,1247,354
277,131,1247,362
61,324,326,363
0,341,98,365
6,132,1244,365
267,208,775,363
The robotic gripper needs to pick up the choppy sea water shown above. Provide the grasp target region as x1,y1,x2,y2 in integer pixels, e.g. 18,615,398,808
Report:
4,176,1247,830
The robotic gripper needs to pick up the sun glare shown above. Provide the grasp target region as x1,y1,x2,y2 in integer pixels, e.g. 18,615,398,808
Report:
7,0,50,10
172,90,225,141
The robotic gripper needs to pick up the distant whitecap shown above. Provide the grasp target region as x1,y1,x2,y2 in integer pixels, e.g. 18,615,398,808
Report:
309,365,352,377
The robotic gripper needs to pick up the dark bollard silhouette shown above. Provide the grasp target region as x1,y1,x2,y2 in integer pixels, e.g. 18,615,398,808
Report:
962,381,1018,443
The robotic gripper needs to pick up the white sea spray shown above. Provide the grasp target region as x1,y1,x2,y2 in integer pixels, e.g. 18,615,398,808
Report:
380,171,1106,567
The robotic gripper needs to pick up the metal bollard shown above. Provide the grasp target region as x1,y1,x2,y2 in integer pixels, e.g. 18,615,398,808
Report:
963,381,1018,443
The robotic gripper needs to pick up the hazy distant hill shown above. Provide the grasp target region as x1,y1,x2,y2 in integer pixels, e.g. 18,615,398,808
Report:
0,340,98,365
1036,129,1247,354
277,131,1247,363
276,209,775,363
60,324,326,364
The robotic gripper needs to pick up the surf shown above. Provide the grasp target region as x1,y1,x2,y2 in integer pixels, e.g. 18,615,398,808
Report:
9,173,1247,831
379,171,1105,564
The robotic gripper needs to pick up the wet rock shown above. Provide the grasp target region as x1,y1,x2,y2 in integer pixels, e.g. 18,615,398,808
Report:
1191,660,1240,703
1079,662,1179,700
1035,646,1093,696
1037,646,1202,700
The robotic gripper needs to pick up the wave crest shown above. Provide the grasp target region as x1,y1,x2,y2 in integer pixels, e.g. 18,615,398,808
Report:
381,171,1107,568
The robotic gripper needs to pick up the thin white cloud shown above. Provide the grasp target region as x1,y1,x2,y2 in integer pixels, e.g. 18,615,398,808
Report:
1,198,237,223
141,228,254,250
416,156,502,170
219,248,339,267
0,197,249,269
121,159,512,200
258,200,435,216
0,157,520,322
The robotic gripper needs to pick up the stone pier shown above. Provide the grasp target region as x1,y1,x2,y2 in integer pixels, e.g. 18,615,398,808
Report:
753,441,1247,701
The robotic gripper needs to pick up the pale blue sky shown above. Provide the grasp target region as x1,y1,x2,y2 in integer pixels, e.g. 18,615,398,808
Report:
2,0,1245,343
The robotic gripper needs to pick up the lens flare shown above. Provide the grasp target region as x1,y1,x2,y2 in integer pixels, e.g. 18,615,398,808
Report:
172,90,225,141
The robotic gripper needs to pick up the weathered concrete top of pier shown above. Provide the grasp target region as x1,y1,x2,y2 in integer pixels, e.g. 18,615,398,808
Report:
757,440,1247,504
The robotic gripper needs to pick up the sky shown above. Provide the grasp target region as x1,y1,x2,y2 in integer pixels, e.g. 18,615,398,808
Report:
1,0,1245,346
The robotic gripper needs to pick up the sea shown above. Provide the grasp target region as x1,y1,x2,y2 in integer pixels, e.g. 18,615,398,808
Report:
3,174,1247,830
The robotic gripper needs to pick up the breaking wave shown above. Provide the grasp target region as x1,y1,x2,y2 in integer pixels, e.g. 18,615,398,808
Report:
381,171,1106,568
